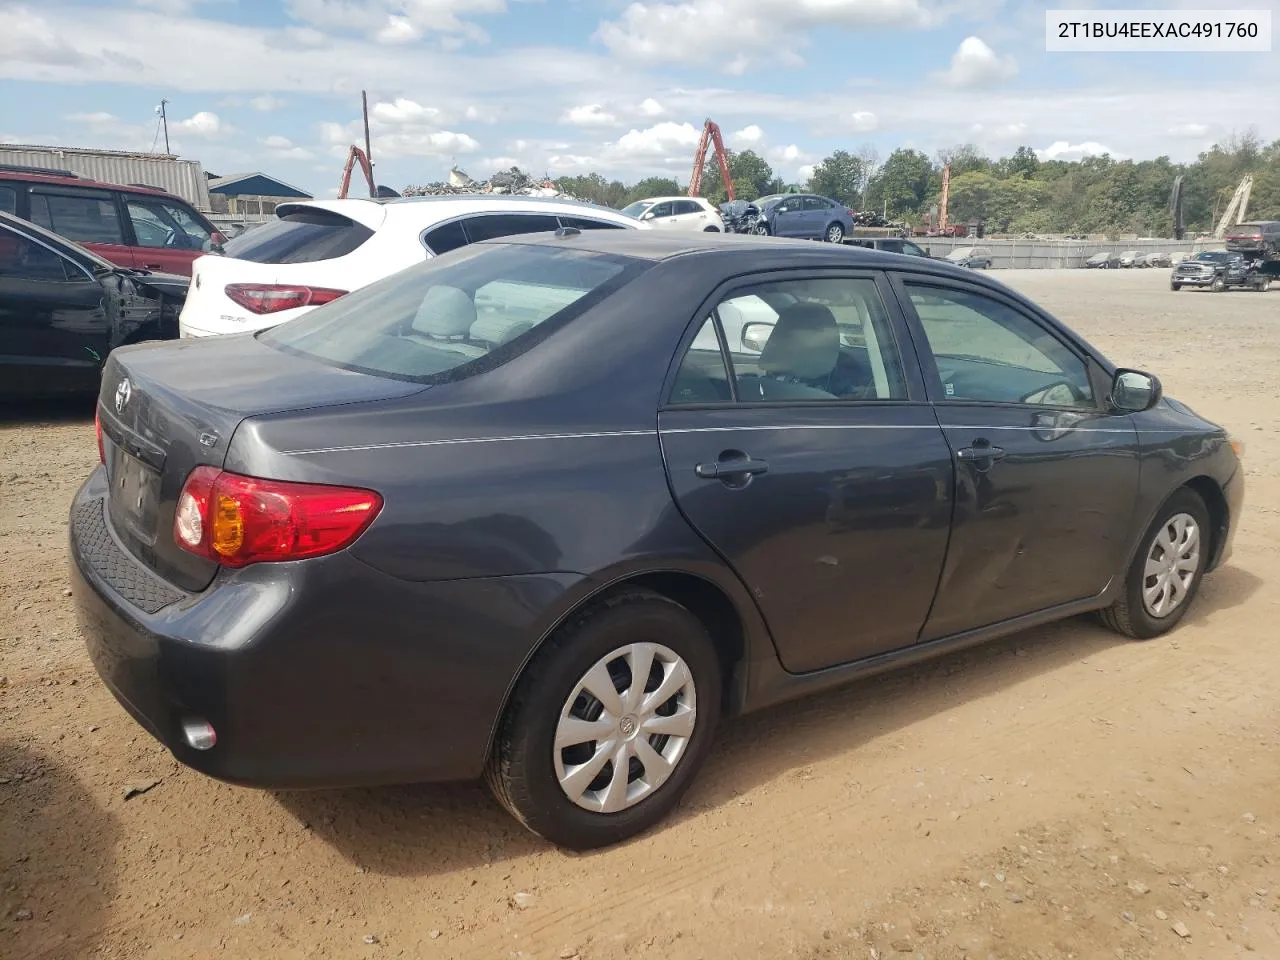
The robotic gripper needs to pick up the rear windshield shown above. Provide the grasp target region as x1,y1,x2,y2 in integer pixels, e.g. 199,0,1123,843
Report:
220,208,374,264
260,243,644,383
1227,224,1263,236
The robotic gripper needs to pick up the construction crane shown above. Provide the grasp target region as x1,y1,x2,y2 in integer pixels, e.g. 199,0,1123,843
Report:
337,144,377,199
938,164,951,233
687,118,734,201
1213,175,1253,239
1170,175,1185,240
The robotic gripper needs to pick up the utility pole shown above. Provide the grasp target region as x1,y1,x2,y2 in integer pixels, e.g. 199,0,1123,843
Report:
158,99,170,154
361,90,375,198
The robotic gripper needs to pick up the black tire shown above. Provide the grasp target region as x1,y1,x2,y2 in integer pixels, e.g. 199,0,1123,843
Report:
1170,282,1181,291
703,225,720,232
1099,488,1211,640
1257,277,1271,292
486,589,722,850
1211,276,1225,292
824,223,844,244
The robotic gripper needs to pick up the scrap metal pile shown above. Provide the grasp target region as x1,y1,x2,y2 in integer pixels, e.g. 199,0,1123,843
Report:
402,165,583,200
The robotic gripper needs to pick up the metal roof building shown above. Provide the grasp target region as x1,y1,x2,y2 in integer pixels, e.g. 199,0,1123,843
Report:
206,172,312,216
0,144,212,210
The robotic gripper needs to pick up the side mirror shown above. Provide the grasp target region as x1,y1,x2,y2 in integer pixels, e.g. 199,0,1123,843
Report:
1110,368,1162,413
740,321,774,354
640,211,656,221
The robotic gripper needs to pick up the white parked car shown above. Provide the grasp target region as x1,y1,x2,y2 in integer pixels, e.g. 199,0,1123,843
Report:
178,195,645,338
619,196,723,232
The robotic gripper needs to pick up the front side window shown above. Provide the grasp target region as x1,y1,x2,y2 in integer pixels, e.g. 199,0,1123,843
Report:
0,185,16,216
29,192,126,246
261,244,643,383
0,227,72,282
126,199,212,250
647,202,674,218
904,283,1093,408
668,276,908,404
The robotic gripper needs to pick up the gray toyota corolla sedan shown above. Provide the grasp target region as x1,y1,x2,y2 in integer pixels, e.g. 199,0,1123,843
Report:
71,230,1244,850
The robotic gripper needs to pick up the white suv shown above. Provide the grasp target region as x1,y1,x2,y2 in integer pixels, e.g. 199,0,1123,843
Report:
178,195,644,338
620,196,723,232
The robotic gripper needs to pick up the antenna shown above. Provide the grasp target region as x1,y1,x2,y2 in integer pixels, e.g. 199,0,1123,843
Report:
158,99,170,154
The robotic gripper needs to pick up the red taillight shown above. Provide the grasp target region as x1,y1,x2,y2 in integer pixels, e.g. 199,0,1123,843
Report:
173,467,382,567
224,284,348,315
95,410,105,464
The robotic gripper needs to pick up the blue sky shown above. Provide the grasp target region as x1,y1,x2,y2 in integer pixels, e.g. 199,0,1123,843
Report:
1,0,1275,197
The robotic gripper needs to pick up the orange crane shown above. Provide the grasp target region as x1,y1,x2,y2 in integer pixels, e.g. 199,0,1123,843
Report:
687,118,734,201
337,145,377,199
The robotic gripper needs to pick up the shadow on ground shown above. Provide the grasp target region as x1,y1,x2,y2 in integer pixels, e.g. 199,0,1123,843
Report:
277,562,1262,878
0,397,95,428
0,742,120,960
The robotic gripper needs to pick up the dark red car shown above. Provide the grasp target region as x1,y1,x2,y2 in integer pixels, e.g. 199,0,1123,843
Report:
0,167,224,277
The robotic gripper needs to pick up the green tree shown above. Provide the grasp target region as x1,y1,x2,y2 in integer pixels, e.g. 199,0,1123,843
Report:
805,150,867,206
700,148,775,204
866,148,934,218
624,176,682,204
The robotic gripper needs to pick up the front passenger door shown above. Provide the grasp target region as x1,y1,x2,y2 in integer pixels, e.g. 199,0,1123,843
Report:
894,277,1141,640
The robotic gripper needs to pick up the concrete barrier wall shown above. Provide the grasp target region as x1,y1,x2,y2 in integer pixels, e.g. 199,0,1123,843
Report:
909,237,1223,269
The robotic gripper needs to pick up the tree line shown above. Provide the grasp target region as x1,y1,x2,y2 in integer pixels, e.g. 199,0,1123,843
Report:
551,130,1279,238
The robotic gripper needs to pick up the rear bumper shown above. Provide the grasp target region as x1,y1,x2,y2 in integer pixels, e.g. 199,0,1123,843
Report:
70,469,583,789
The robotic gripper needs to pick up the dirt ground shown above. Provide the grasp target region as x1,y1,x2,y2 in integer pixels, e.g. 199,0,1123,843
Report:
2,269,1278,960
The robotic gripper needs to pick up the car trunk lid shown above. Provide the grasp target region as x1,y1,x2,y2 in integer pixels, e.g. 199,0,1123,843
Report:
97,333,425,593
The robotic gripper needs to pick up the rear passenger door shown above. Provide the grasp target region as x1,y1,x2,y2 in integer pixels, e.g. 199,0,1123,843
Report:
659,271,955,673
28,188,137,269
669,199,710,231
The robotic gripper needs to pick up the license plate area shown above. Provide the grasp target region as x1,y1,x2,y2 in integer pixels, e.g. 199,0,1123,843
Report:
108,444,162,546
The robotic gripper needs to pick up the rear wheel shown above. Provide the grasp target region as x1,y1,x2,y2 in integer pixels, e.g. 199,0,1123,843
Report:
1256,277,1271,292
1100,488,1210,639
824,223,845,244
486,590,722,850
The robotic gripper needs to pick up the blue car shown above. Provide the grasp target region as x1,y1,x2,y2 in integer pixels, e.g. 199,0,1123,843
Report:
755,193,853,243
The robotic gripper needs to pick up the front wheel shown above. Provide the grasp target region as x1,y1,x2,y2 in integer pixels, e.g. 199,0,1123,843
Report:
486,590,722,850
1211,276,1225,292
1099,488,1210,639
753,222,770,236
824,223,845,243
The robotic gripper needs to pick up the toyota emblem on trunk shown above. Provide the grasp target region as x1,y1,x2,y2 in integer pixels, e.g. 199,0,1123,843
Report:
114,378,132,414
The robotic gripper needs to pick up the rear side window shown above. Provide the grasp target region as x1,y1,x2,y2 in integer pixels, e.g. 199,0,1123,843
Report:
261,244,644,384
462,213,560,244
0,225,72,281
559,216,625,231
30,192,126,245
0,185,16,215
221,208,374,264
423,220,468,255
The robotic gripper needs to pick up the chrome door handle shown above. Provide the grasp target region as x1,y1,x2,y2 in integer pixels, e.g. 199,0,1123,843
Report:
695,457,769,480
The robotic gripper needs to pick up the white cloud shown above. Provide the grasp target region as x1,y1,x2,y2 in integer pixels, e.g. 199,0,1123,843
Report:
285,0,505,45
1168,122,1208,138
66,111,118,124
596,0,931,70
849,111,878,132
611,121,702,158
561,104,618,127
174,110,225,137
730,124,763,146
639,97,665,117
250,94,286,112
939,37,1017,88
377,15,421,43
371,98,445,125
1036,140,1122,161
261,133,315,161
971,121,1027,140
798,163,816,182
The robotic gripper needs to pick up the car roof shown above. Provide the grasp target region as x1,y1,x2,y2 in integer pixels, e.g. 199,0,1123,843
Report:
0,167,187,202
493,228,995,279
273,194,639,232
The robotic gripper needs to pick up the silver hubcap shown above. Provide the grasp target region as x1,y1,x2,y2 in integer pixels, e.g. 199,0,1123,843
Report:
827,226,842,242
1142,512,1200,618
554,643,696,814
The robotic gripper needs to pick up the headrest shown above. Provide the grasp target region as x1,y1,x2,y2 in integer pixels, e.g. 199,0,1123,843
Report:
412,285,476,339
759,301,839,381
